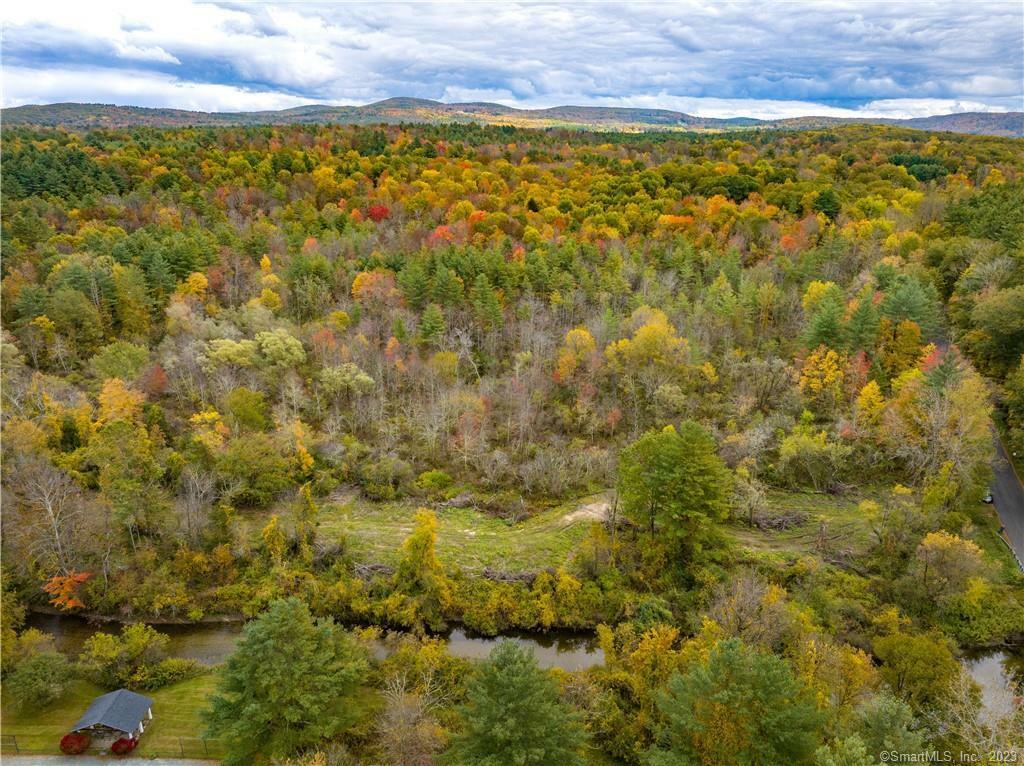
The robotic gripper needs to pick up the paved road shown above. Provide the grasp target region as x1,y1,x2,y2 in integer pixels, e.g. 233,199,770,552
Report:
991,434,1024,567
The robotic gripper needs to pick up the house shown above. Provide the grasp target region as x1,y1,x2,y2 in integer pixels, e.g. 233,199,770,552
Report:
71,689,154,742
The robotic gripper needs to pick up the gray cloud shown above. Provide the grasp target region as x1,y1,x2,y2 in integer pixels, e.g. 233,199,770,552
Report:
2,1,1021,117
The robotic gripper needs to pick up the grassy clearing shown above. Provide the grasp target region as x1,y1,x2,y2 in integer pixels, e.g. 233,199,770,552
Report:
239,479,1021,584
244,491,611,573
1,674,224,758
726,488,878,560
727,486,1022,584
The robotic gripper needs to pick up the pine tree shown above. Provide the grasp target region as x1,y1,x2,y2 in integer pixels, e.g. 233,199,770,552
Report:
471,273,503,330
618,422,731,545
812,188,841,220
648,638,822,766
880,276,941,336
431,264,463,306
398,260,431,310
804,292,845,350
205,598,367,765
419,303,445,348
844,290,879,352
445,640,586,766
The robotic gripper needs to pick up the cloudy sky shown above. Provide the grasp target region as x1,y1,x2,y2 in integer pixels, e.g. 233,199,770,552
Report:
2,1,1022,119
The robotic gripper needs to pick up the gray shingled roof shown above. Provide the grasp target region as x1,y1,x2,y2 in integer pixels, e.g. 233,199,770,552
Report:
72,689,153,734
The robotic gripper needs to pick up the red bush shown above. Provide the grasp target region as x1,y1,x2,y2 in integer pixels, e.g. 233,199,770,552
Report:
111,737,138,755
367,204,390,223
60,732,90,754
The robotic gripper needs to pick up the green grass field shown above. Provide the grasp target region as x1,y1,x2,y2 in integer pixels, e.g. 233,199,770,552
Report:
244,491,612,573
1,675,225,759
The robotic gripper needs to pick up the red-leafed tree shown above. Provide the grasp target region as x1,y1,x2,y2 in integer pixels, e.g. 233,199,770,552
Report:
367,204,390,222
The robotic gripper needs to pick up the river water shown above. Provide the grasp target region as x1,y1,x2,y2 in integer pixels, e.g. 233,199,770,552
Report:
25,613,604,671
962,648,1024,722
25,613,1022,705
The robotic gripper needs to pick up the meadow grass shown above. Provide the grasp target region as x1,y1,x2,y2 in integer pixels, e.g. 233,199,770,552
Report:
245,491,612,573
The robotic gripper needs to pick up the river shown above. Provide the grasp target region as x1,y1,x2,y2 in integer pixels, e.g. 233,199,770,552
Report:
25,613,604,672
962,647,1024,723
26,613,1022,705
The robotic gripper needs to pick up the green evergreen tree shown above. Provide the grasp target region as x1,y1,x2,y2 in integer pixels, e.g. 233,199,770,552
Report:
445,640,586,766
398,260,431,310
432,264,463,306
814,735,874,766
205,598,367,765
648,638,822,766
618,422,731,547
879,276,941,337
804,292,846,350
844,289,879,352
852,692,924,756
472,273,503,330
812,188,841,220
419,303,446,348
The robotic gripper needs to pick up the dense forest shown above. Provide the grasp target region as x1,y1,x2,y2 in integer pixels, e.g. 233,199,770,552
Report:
2,120,1023,764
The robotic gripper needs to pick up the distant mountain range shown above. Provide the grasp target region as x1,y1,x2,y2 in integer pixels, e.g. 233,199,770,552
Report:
4,98,1022,137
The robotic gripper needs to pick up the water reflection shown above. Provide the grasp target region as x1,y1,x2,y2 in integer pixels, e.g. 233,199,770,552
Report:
962,648,1024,724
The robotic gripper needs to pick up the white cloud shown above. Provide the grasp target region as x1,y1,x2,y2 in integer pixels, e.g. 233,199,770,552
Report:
1,1,1020,116
1,65,328,111
441,87,518,105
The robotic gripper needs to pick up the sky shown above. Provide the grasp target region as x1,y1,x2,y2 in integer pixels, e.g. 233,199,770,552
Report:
2,1,1022,119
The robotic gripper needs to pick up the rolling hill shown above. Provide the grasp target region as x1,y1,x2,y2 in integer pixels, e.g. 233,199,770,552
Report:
3,98,1022,137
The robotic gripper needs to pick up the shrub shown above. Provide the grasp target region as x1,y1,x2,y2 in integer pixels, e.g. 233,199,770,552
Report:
79,623,169,688
139,657,203,689
6,650,72,709
940,579,1024,645
78,623,199,690
359,455,413,501
111,737,138,755
415,469,454,497
60,732,90,754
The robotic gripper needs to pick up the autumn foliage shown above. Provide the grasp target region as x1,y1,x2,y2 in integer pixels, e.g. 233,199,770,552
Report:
43,571,93,611
111,737,138,755
60,733,90,754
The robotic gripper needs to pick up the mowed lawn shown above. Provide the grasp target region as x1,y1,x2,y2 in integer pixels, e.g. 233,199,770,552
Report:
245,491,612,573
1,675,225,759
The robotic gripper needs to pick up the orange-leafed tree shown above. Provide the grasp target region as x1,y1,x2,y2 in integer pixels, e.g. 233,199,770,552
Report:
43,571,92,611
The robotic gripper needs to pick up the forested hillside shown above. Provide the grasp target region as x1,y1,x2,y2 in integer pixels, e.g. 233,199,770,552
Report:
5,100,1023,136
2,121,1023,764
